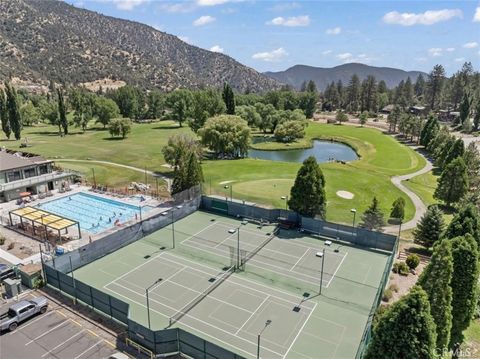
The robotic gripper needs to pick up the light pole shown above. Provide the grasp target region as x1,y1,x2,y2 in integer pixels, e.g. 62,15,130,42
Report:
350,208,357,236
91,168,96,188
281,196,288,210
257,319,272,359
171,205,182,249
316,249,325,295
146,278,163,329
224,185,232,202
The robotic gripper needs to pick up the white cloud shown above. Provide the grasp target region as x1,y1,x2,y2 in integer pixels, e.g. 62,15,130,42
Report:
336,52,375,63
270,2,300,12
326,27,341,35
252,47,288,62
322,50,332,55
463,41,479,48
455,57,465,62
267,15,310,27
382,9,462,26
210,45,224,53
197,0,243,6
428,48,443,57
337,52,353,60
178,36,192,44
111,0,148,10
157,2,196,13
445,47,455,52
474,7,480,22
193,15,216,26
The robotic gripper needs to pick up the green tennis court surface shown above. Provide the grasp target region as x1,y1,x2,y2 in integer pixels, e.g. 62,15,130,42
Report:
74,211,389,359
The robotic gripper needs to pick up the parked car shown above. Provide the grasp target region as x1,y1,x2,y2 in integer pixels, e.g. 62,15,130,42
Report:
0,296,48,332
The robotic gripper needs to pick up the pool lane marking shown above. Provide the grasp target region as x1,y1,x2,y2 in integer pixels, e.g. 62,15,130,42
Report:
40,329,86,357
290,248,310,271
282,302,318,359
235,295,270,335
104,282,284,358
25,319,70,345
326,252,348,288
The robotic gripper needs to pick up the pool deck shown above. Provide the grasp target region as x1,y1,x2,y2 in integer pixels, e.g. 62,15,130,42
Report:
0,185,169,264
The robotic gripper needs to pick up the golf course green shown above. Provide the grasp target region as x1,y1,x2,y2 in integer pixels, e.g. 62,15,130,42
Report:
2,121,426,224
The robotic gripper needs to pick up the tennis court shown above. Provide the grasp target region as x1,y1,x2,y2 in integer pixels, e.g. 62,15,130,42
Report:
73,210,390,358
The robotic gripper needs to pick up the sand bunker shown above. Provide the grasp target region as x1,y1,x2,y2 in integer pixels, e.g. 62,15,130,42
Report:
336,190,354,199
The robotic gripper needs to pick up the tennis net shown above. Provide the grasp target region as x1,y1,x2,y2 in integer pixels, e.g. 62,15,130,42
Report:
241,226,279,267
169,266,235,326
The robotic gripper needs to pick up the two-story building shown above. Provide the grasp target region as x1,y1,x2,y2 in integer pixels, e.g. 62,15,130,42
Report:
0,149,74,202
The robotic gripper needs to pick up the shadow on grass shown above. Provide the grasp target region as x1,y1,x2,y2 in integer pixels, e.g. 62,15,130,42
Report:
102,137,125,141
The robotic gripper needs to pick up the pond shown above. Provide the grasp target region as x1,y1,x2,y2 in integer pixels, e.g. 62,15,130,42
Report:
248,139,359,163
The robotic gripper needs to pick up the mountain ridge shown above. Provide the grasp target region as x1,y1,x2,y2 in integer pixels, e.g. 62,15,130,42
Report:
265,63,427,90
0,0,280,92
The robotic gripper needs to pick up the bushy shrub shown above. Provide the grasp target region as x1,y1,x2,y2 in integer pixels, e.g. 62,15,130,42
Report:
382,288,393,302
393,261,409,276
274,120,306,143
406,254,420,270
389,283,399,293
0,234,5,245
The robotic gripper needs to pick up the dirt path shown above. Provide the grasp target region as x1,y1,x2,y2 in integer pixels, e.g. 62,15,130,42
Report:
58,159,171,191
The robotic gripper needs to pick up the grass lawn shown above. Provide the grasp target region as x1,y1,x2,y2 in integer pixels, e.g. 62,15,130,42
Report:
461,319,480,358
56,160,169,196
2,121,426,224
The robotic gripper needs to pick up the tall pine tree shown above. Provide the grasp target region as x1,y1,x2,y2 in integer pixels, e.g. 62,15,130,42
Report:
418,239,453,351
434,157,468,207
4,82,22,140
365,286,437,359
445,204,480,247
57,89,68,135
413,205,445,248
449,235,479,356
0,88,10,139
222,83,235,115
361,197,386,230
288,156,326,218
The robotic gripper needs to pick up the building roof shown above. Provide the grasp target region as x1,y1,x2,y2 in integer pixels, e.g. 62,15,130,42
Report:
10,206,78,232
0,150,51,172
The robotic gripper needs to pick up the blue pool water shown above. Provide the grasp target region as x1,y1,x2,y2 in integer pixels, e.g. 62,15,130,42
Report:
37,192,150,234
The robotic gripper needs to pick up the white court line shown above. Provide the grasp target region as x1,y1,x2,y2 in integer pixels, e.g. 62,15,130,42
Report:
235,295,270,335
41,330,85,357
290,248,310,272
105,282,284,358
182,240,324,285
161,253,316,311
180,220,219,244
73,339,104,359
8,310,57,335
282,302,318,359
326,252,348,288
104,251,165,287
25,319,70,345
214,230,237,248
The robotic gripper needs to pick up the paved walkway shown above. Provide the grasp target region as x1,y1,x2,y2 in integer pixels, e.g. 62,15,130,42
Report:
58,159,171,191
383,154,434,234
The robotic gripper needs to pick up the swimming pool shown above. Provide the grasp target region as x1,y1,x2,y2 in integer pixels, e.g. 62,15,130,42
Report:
36,192,151,234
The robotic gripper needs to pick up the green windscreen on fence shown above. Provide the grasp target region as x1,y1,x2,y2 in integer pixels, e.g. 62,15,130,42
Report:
211,198,228,213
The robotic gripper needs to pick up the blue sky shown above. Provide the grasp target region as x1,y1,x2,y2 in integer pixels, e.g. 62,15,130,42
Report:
71,0,480,75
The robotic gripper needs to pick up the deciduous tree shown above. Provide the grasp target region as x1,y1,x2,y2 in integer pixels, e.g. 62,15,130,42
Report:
434,157,468,206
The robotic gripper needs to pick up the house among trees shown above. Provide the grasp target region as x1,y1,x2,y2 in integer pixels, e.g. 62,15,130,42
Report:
438,110,460,122
409,105,427,116
379,104,394,115
0,149,74,202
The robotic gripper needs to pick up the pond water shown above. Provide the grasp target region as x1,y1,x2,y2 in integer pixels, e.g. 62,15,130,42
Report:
248,139,359,163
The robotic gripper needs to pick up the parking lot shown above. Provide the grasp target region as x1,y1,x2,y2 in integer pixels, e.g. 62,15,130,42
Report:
0,293,118,359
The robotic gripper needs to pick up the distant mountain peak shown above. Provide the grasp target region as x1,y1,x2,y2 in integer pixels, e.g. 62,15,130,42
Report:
0,0,280,92
265,63,426,90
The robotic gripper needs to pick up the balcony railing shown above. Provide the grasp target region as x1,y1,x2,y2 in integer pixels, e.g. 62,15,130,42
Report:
0,171,74,192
